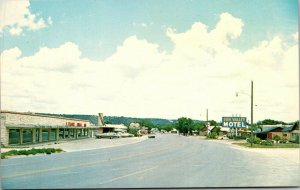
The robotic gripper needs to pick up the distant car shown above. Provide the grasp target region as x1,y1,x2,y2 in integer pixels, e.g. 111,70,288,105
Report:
95,132,121,139
118,132,134,138
148,135,155,138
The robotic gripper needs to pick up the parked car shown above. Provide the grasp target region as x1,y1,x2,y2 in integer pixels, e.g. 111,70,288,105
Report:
95,132,121,139
148,135,155,138
118,132,134,138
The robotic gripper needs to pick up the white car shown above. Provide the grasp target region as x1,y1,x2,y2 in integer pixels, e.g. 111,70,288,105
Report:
118,132,134,137
96,132,121,139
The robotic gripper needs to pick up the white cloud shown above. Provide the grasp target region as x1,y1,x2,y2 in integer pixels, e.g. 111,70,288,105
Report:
0,0,52,35
132,22,153,28
1,12,298,122
293,32,298,42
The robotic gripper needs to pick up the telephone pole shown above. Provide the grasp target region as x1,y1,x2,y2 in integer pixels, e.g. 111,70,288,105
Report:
206,109,208,123
251,81,254,147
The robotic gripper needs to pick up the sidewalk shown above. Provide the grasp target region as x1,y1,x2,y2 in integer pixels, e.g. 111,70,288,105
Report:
1,136,148,153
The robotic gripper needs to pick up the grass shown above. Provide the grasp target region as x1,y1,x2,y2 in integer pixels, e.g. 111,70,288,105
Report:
1,148,64,159
233,143,300,148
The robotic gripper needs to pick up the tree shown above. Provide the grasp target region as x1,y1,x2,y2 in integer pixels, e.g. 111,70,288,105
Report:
250,124,262,137
159,124,174,132
209,120,219,126
256,119,287,125
138,120,156,131
176,117,194,136
192,122,206,132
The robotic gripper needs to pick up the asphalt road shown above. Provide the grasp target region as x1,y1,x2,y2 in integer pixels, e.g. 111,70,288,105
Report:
1,134,299,189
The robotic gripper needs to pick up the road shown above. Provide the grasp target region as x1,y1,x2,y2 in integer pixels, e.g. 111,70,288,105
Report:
1,134,299,189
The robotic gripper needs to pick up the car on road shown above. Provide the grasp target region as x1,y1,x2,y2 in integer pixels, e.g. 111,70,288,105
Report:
148,134,155,138
118,132,134,138
95,132,121,139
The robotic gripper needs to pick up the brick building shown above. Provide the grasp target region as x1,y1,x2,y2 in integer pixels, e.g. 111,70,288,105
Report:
0,111,100,146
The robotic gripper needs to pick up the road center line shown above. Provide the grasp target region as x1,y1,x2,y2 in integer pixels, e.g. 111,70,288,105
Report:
98,166,157,185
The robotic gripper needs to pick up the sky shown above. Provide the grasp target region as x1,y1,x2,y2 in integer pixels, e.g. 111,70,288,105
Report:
0,0,299,123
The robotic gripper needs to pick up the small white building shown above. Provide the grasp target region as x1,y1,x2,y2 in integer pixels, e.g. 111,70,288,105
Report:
129,122,140,129
99,124,128,133
170,128,179,134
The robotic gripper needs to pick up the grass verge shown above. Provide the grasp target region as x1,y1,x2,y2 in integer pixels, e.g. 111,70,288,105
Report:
233,143,300,148
1,148,64,159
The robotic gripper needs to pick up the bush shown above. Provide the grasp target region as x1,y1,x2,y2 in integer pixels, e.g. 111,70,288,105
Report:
279,138,288,143
209,132,217,139
273,135,281,142
260,140,272,146
246,137,261,144
1,148,64,159
234,135,247,140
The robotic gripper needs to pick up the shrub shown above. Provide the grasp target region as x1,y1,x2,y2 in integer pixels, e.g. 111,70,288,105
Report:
260,140,272,146
246,137,261,144
280,138,288,143
1,148,64,159
55,148,63,153
1,154,6,159
273,135,281,142
18,150,28,155
209,132,217,139
234,135,247,140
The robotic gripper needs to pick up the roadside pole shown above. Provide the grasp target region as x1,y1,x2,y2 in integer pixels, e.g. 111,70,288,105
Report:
251,81,254,147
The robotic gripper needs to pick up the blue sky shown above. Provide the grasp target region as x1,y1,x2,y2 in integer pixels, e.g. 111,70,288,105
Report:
0,0,299,122
1,0,298,60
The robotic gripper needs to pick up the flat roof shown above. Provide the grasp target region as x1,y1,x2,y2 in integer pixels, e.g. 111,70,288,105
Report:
6,124,100,129
101,124,127,129
1,110,90,122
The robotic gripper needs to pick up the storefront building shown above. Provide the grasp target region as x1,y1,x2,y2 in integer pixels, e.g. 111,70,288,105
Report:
1,111,100,146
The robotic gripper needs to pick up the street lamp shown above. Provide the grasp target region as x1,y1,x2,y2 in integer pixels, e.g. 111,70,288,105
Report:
236,81,254,147
251,81,254,147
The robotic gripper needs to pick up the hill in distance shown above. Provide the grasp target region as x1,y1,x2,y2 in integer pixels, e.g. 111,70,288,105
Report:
36,113,190,126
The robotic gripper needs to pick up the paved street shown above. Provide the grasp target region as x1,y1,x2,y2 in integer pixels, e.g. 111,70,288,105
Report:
1,134,300,189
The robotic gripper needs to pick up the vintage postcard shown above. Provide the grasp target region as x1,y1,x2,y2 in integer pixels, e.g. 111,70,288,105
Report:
0,0,299,189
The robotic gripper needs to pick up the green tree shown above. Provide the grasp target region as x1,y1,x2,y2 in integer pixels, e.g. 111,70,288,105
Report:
209,120,219,126
257,119,287,125
176,117,194,136
138,120,156,131
192,122,206,132
159,124,174,132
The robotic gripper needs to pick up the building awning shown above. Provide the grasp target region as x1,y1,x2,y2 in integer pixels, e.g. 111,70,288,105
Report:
291,130,300,134
100,124,127,129
254,126,283,134
5,124,100,129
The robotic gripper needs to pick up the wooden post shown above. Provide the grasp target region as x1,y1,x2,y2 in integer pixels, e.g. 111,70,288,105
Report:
32,129,36,143
55,128,59,141
75,129,78,139
39,128,42,143
63,128,65,139
20,128,23,145
48,128,51,141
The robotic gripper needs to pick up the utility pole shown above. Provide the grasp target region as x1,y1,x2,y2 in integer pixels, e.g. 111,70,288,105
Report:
251,81,254,147
206,109,208,123
206,109,209,136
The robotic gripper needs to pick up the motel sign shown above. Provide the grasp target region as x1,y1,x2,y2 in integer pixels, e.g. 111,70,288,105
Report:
222,117,247,128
